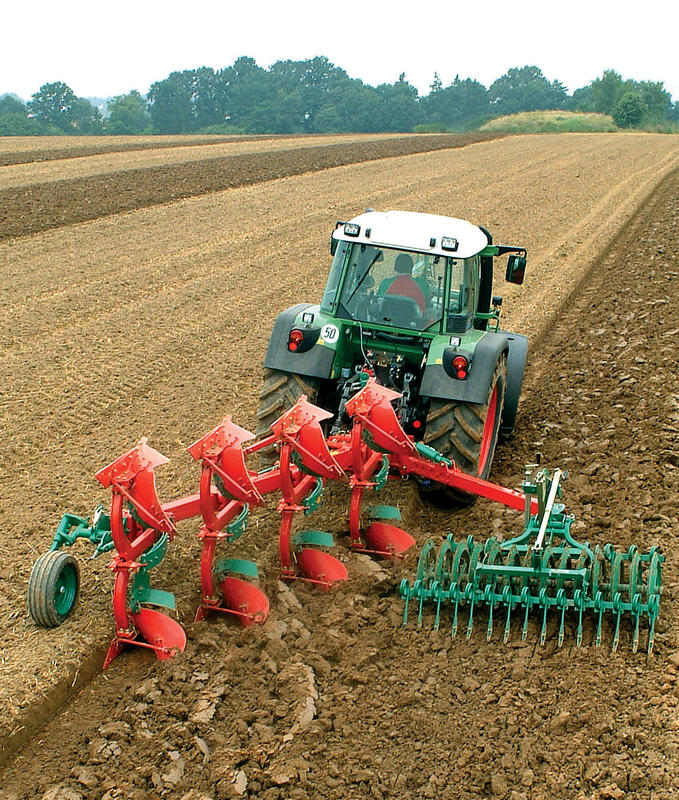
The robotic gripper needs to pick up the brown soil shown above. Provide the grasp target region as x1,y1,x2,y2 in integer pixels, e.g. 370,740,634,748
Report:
0,135,276,166
0,133,500,241
0,135,416,191
0,134,678,799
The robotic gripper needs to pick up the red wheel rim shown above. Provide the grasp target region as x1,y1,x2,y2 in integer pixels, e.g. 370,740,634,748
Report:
478,385,499,475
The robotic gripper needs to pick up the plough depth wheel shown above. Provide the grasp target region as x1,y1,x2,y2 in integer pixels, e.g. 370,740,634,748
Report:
28,551,80,628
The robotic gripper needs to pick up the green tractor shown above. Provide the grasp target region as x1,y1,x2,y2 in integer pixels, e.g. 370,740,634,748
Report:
257,210,528,501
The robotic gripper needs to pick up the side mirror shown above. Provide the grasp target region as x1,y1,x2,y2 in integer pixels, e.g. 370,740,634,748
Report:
506,254,526,285
330,237,338,256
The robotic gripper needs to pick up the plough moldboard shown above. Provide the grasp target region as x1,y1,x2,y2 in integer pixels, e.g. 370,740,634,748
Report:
27,378,663,666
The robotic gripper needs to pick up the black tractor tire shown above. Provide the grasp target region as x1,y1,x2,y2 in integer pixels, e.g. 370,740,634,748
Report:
256,368,321,467
27,550,80,628
421,356,507,506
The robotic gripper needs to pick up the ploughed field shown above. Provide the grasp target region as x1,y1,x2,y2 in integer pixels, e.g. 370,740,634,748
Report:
1,132,679,799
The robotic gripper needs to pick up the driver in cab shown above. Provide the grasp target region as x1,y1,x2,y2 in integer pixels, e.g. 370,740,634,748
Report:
377,253,427,313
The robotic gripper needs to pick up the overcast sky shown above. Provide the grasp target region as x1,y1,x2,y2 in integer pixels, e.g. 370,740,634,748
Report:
3,0,678,102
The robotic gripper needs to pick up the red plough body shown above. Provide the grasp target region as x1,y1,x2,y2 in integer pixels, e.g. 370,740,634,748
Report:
91,379,537,666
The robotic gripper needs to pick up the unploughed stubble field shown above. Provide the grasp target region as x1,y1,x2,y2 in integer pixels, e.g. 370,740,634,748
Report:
1,132,679,799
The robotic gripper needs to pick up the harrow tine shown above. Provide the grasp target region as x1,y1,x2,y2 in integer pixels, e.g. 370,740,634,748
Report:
595,597,604,647
417,583,426,629
452,593,460,638
539,589,549,646
502,588,513,645
466,595,475,639
557,591,567,648
434,593,442,631
520,588,531,641
486,593,495,641
632,609,641,654
612,595,623,653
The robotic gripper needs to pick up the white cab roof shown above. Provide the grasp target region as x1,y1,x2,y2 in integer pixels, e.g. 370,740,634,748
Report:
332,210,489,259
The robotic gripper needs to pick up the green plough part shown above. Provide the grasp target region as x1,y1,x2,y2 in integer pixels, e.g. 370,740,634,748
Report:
294,530,336,549
227,504,250,540
369,505,402,522
302,478,324,516
215,557,259,580
399,468,664,653
372,456,390,491
129,534,176,614
49,507,114,557
414,441,453,467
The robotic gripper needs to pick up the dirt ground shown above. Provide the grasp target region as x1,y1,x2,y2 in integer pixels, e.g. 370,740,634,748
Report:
0,135,417,188
0,133,498,240
0,135,283,166
1,133,679,798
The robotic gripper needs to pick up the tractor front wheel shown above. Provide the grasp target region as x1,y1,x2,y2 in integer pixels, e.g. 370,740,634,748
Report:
421,356,507,506
28,550,80,627
256,369,321,466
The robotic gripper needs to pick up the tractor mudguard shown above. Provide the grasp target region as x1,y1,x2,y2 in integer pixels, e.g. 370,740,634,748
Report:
263,304,335,380
420,331,510,405
499,332,528,437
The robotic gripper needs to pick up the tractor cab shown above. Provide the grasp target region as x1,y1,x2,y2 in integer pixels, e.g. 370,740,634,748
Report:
323,242,474,333
324,211,490,336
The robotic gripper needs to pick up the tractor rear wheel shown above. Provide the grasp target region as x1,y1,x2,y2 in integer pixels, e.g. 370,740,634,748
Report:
256,369,320,466
28,550,80,627
421,356,507,506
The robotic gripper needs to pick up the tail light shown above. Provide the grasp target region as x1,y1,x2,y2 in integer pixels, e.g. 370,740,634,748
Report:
287,327,320,353
288,329,305,352
452,354,469,380
442,347,471,381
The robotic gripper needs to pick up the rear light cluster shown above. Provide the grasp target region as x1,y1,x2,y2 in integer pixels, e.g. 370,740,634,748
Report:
452,354,469,380
287,327,320,353
442,347,471,381
288,329,304,352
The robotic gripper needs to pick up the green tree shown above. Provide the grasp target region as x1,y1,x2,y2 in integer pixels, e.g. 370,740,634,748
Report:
270,56,351,132
489,66,567,115
422,76,490,129
636,81,672,123
29,81,78,131
107,91,152,134
29,82,101,133
0,95,26,115
314,81,379,132
148,72,194,133
590,70,625,114
613,91,646,127
0,112,51,135
570,85,595,112
220,57,278,130
68,98,102,133
375,74,422,131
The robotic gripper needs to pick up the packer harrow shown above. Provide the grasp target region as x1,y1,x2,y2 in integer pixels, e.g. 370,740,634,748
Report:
400,467,663,653
28,378,662,664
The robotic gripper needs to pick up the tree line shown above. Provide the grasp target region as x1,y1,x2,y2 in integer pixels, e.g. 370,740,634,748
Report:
1,58,677,136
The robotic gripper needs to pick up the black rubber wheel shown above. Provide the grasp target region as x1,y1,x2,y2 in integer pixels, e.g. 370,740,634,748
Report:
27,551,80,628
256,368,320,466
421,356,507,506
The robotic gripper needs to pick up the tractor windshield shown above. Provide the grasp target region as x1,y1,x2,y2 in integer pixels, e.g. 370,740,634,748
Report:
324,242,463,332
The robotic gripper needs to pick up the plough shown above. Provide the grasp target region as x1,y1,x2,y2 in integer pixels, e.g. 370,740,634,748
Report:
28,377,663,665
